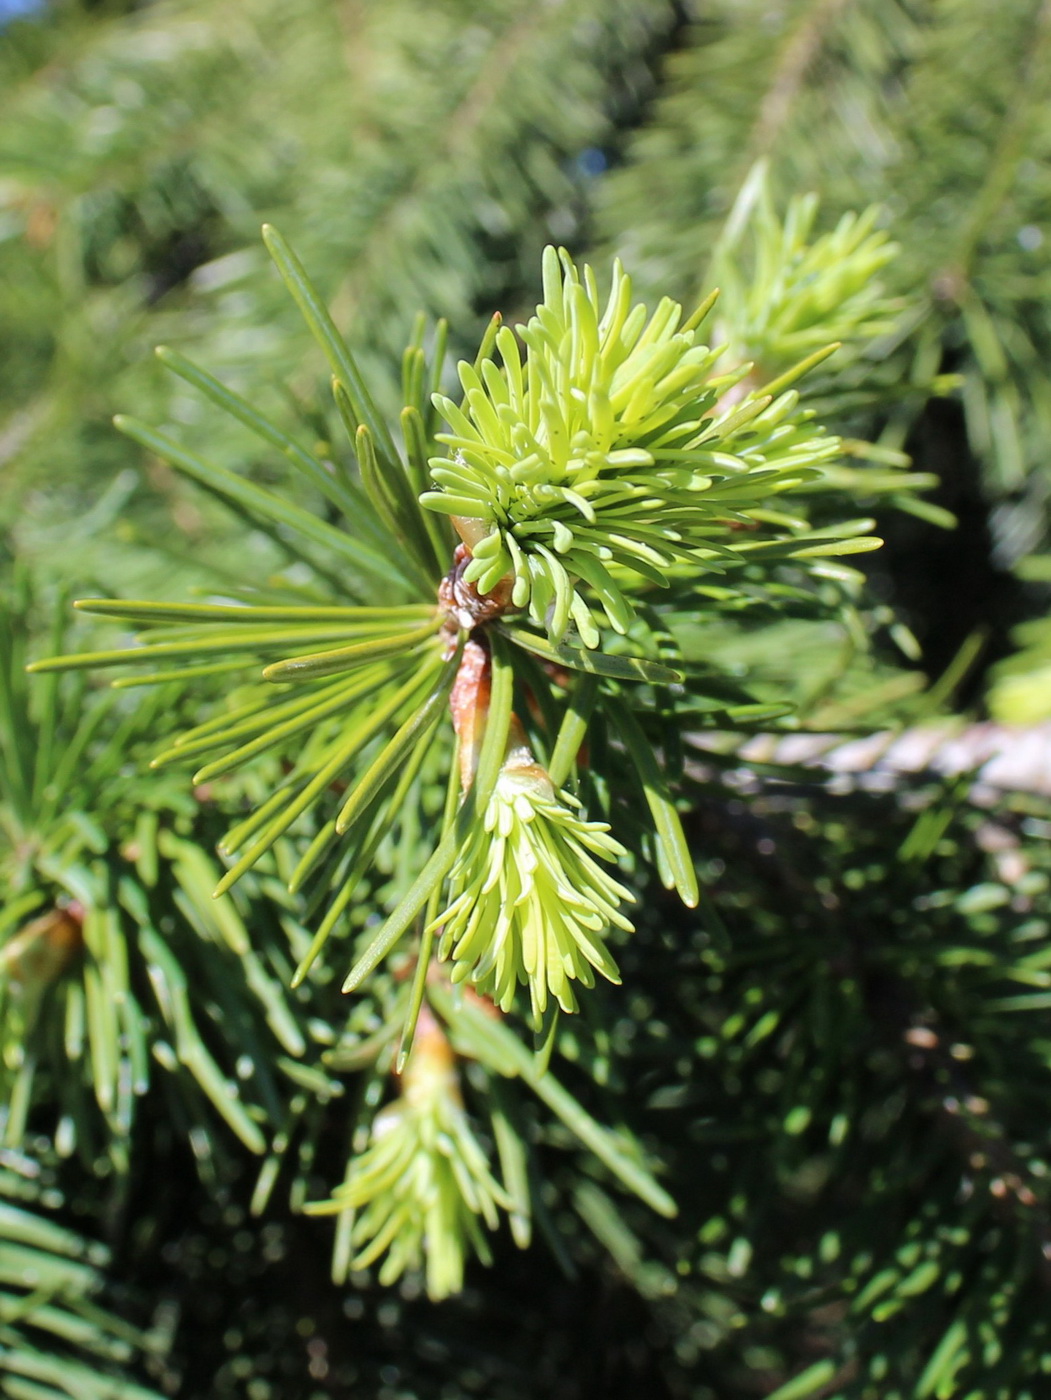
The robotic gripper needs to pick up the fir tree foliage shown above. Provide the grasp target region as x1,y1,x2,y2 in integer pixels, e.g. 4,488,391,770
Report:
424,242,880,649
0,575,325,1168
706,159,902,380
626,764,1051,1399
307,1007,514,1301
597,0,1051,667
22,197,929,1303
6,0,1051,1389
30,219,915,1024
990,603,1051,722
434,744,633,1019
0,0,675,553
0,1156,163,1399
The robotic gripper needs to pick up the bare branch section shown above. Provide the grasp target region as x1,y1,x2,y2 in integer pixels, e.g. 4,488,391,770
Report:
693,722,1051,798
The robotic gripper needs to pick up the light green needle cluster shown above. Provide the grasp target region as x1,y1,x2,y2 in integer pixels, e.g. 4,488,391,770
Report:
310,1024,512,1301
434,756,634,1022
709,161,901,376
424,245,861,644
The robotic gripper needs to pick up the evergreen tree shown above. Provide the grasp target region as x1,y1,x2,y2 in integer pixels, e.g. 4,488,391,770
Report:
2,2,1051,1397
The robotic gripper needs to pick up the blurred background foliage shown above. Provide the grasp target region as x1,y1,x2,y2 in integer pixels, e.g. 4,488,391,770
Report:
3,0,1051,1396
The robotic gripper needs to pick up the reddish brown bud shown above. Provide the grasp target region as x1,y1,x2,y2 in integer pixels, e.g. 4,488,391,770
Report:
2,905,84,987
438,544,515,636
450,637,492,789
400,1003,461,1108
